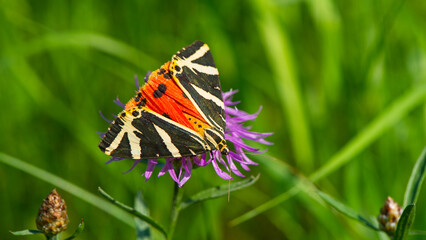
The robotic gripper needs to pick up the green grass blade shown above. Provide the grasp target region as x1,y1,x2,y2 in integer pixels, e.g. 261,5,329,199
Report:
10,229,44,236
403,147,426,206
394,204,416,240
251,0,314,171
180,175,260,210
134,191,152,240
98,187,167,238
2,31,159,70
64,219,85,240
310,85,426,182
0,152,134,228
359,0,406,82
409,230,426,235
231,85,426,225
229,185,300,227
317,191,380,231
307,0,342,104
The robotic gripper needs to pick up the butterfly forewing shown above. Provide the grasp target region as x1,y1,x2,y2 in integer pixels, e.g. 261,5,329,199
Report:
99,108,209,159
99,41,228,160
170,41,226,132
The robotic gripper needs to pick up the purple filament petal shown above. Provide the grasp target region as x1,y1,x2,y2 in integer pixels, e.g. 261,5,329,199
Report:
105,157,124,164
122,159,141,174
212,157,233,180
142,159,157,181
144,71,151,82
179,157,192,187
114,97,125,109
99,110,112,123
134,75,140,91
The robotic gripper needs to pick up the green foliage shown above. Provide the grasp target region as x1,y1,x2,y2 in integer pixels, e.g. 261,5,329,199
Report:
404,148,426,206
0,0,425,239
317,191,379,231
65,219,85,240
10,229,44,236
179,175,260,210
134,191,152,240
98,187,167,238
10,220,84,240
395,204,416,240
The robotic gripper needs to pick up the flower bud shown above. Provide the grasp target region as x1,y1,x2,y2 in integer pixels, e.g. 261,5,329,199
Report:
377,196,402,235
36,189,69,236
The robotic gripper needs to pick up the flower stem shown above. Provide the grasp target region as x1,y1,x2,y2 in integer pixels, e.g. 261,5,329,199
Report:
98,187,167,238
47,233,60,240
168,182,183,240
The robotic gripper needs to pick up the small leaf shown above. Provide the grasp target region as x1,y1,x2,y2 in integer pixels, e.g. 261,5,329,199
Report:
179,175,260,210
64,219,85,240
98,187,167,238
317,191,380,231
403,147,426,206
10,229,44,236
134,191,151,240
409,229,426,235
394,204,416,240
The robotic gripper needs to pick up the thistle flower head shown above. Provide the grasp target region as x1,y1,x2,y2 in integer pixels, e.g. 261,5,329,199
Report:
36,189,69,236
377,196,403,235
100,75,272,187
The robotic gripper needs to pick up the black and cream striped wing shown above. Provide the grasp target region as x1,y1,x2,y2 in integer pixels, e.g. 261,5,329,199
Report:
99,108,210,159
169,41,226,133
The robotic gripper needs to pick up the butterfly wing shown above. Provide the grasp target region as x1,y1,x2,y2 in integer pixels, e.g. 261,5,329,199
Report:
99,108,210,159
169,41,226,133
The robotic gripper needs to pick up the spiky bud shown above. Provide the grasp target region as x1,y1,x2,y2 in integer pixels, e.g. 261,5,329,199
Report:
36,189,69,236
377,196,402,235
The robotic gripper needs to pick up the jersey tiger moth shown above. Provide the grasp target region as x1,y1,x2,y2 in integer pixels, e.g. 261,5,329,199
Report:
99,41,229,160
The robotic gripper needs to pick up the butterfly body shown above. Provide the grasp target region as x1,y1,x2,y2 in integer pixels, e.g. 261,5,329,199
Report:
99,41,229,159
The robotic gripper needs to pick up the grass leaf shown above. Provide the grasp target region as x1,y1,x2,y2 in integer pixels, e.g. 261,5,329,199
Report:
10,229,44,236
64,219,85,240
179,175,260,210
0,153,134,227
403,147,426,206
134,191,152,240
98,187,167,238
231,86,426,225
394,204,416,240
251,0,314,171
317,191,380,231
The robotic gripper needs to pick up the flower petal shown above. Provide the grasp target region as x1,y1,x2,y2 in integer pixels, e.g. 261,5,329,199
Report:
179,158,192,187
212,157,233,180
144,71,151,83
142,159,157,181
114,97,125,109
99,110,112,123
166,159,179,183
123,159,141,174
193,153,211,166
226,154,245,177
134,75,140,91
105,157,124,164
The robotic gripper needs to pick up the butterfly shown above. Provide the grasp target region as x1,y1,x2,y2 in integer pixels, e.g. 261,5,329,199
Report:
99,41,229,160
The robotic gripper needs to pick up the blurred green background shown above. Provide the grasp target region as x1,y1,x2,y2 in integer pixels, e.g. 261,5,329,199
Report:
1,0,425,239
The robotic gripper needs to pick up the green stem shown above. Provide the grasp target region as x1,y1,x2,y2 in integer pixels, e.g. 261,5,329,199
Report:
168,183,183,240
98,187,167,238
48,233,60,240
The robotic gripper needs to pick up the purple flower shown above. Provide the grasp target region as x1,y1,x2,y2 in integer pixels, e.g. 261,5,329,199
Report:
102,76,272,187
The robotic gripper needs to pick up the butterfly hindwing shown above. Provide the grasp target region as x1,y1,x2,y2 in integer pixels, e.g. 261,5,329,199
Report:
99,108,210,159
99,41,230,160
170,41,226,133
